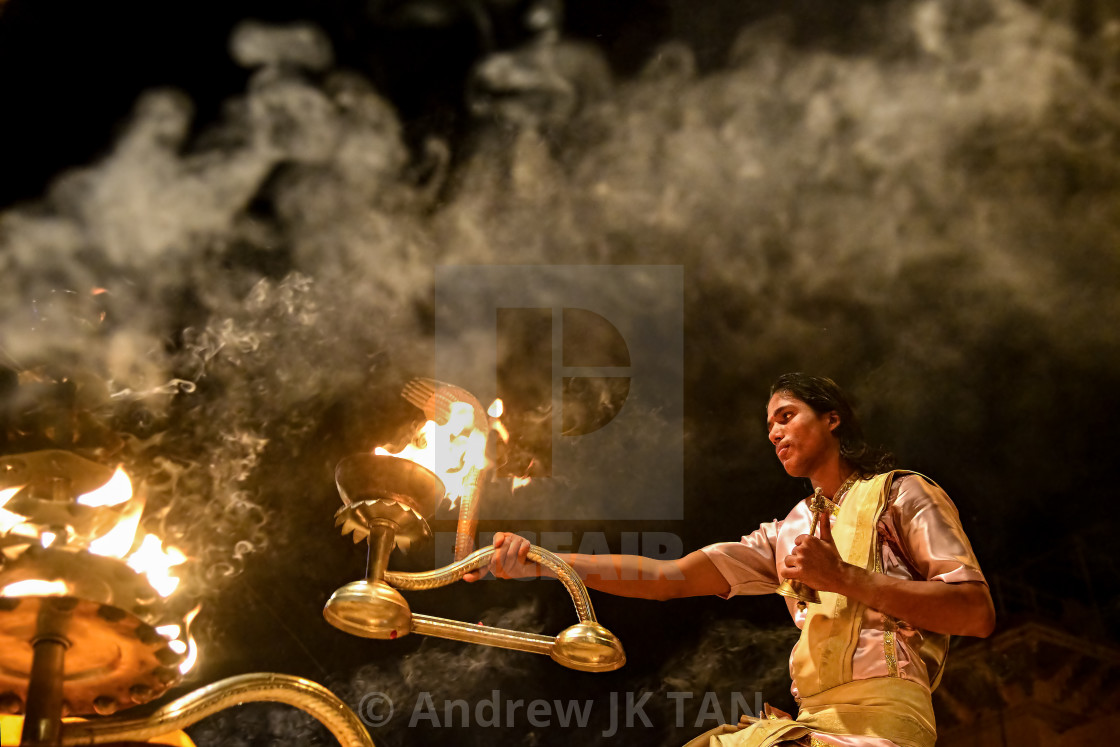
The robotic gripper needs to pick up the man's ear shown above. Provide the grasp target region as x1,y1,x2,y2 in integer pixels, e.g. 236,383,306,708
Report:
828,411,841,432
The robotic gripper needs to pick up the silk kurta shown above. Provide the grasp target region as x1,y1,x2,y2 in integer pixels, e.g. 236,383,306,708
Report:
700,474,987,747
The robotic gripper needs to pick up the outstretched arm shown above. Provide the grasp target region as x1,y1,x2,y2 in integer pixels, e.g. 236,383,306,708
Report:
783,514,996,637
464,532,731,600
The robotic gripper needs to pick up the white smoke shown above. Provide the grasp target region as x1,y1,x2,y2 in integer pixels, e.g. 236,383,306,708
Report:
1,0,1118,742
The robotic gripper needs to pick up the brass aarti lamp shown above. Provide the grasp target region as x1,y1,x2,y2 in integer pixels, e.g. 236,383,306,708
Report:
324,378,626,674
324,454,626,672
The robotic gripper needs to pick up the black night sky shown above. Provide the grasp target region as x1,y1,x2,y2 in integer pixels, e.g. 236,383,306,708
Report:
1,0,1118,745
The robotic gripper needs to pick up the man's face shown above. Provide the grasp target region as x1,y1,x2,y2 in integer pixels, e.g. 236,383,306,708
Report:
765,392,840,478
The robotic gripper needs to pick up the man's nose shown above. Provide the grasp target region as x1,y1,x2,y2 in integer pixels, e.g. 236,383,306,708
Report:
769,427,782,445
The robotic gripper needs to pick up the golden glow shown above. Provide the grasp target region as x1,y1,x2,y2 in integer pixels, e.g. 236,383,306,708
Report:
126,535,187,598
155,604,200,675
178,606,201,674
0,487,24,533
87,497,144,559
180,636,199,674
70,469,188,598
1,580,70,597
487,398,504,418
0,465,200,668
0,509,24,534
156,623,182,639
376,401,489,507
0,486,21,509
77,467,133,507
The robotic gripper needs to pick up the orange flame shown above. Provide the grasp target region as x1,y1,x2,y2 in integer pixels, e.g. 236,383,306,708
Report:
488,399,511,445
77,467,133,507
87,509,143,558
126,535,187,598
155,623,181,639
487,399,504,418
0,580,70,597
376,400,489,507
179,605,201,674
0,471,189,600
0,467,198,665
0,486,21,509
59,467,189,598
156,604,201,674
0,510,23,535
0,487,24,534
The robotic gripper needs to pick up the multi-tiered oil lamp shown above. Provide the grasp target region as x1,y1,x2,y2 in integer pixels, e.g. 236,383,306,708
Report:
0,448,195,744
0,369,374,747
324,379,626,673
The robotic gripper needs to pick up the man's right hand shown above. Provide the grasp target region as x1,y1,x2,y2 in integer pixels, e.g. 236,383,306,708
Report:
464,536,731,601
463,532,539,582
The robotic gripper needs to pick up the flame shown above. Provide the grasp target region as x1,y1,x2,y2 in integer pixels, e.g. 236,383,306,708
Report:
86,494,144,559
126,535,187,597
82,469,189,599
2,521,37,540
76,470,187,598
0,487,24,533
0,509,24,534
0,466,188,598
0,468,198,671
77,467,132,507
1,580,70,597
488,398,511,445
0,486,21,509
178,605,201,674
156,603,201,674
156,623,181,639
376,400,489,506
488,398,504,418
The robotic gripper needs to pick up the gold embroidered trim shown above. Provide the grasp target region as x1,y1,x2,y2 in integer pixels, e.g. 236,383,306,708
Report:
809,737,832,747
818,495,842,516
872,534,900,678
883,623,900,678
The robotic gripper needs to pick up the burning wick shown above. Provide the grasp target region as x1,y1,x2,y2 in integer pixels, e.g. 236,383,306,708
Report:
156,605,201,675
127,535,187,598
487,399,504,418
0,486,21,508
0,580,71,597
76,468,133,507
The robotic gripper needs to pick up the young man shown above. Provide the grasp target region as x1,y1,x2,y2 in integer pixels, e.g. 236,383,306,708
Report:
471,373,995,747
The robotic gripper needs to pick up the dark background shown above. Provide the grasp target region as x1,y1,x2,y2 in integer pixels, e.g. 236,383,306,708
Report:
1,0,1118,744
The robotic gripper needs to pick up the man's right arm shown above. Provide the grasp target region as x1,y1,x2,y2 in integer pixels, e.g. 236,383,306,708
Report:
468,531,732,600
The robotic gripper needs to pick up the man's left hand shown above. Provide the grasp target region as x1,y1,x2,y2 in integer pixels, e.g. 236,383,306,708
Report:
781,511,850,592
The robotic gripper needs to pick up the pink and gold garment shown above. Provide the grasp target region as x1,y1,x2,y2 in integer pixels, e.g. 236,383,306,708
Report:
699,473,987,747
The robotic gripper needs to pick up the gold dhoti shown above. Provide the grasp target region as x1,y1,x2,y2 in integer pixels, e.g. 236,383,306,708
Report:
684,677,935,747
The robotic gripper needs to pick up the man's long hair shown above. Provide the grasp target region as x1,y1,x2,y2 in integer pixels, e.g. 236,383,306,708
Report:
769,373,896,476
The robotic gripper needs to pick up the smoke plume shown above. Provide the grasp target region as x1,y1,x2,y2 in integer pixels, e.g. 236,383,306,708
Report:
1,0,1118,742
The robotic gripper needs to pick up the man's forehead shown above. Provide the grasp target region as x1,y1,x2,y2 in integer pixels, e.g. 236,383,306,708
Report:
766,392,807,420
